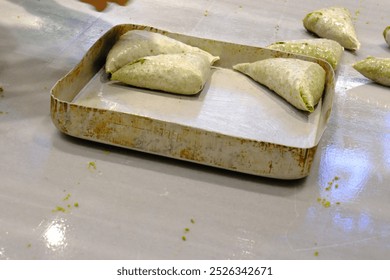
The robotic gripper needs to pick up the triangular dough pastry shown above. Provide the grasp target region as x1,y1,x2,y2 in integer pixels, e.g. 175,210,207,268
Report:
267,38,344,70
353,57,390,87
233,58,326,112
111,53,211,95
303,7,360,51
106,30,219,74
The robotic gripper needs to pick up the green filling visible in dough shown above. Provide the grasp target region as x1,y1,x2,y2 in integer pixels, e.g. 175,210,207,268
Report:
353,56,390,86
303,6,360,50
105,30,219,74
267,38,344,69
111,53,211,95
233,58,326,112
304,11,323,26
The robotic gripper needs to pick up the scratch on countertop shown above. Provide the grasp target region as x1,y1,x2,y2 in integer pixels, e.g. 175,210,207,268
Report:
272,0,290,41
290,235,387,253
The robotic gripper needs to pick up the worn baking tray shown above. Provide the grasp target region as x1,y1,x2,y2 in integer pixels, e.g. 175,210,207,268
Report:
50,24,335,179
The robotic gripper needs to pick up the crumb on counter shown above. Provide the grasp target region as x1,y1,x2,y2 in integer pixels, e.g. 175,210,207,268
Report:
88,161,97,170
52,206,66,213
317,197,331,208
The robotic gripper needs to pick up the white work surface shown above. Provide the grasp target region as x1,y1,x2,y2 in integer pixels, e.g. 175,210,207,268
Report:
1,0,389,260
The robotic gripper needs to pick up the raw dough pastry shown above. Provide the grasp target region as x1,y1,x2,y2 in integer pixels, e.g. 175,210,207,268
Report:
384,26,390,47
111,53,211,95
303,7,360,51
353,56,390,87
106,30,219,73
267,38,344,70
233,58,326,112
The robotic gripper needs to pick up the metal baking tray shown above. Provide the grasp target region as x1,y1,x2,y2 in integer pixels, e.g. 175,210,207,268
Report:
50,24,335,179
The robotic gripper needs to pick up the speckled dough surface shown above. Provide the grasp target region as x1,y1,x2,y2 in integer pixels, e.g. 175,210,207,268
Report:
105,30,219,73
267,38,344,70
353,57,390,86
234,58,326,112
111,53,211,94
303,6,360,50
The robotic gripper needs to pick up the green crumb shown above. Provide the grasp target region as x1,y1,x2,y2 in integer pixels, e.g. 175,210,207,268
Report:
63,193,71,201
318,198,331,208
323,200,331,208
204,10,208,16
74,202,79,208
52,206,66,213
184,228,190,232
190,219,195,224
314,251,319,257
325,176,340,190
336,202,341,205
355,10,360,17
27,243,32,248
88,161,97,170
182,236,187,241
67,204,71,208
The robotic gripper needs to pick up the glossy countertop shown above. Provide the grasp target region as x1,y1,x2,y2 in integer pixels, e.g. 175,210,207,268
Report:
0,0,389,260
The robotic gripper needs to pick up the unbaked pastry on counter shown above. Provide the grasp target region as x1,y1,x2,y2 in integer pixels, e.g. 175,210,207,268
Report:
353,57,390,87
303,6,360,51
267,38,344,70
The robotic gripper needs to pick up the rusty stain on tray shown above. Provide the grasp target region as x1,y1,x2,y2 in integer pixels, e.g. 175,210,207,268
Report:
50,24,335,179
